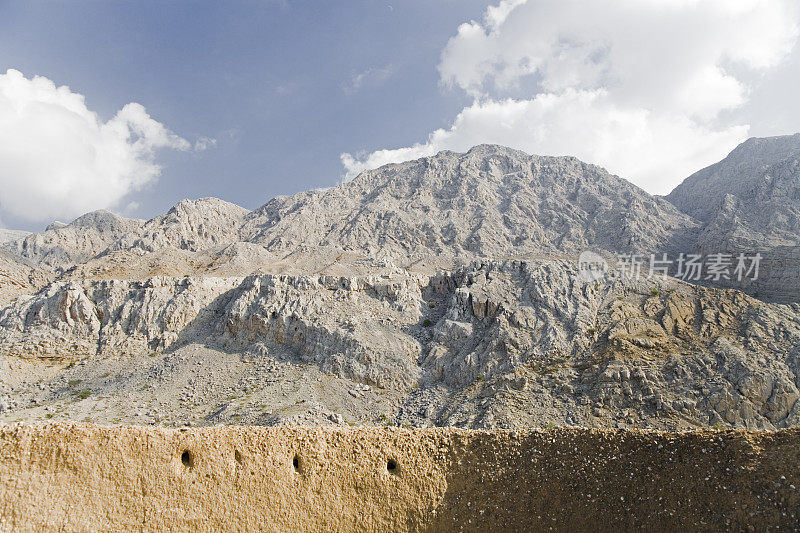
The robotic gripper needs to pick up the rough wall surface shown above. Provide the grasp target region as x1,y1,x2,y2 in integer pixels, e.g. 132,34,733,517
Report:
1,424,798,532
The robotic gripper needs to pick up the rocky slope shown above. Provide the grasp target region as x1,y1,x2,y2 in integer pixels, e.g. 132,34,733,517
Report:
0,229,29,245
1,139,799,431
667,134,800,301
2,260,798,431
241,145,699,262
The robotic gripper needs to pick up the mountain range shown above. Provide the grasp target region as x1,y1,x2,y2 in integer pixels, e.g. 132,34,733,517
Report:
1,134,799,432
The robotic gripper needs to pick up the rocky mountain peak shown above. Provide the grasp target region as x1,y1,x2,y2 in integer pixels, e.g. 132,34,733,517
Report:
666,134,800,223
106,197,250,254
1,210,145,270
242,146,698,261
0,228,31,245
67,209,142,231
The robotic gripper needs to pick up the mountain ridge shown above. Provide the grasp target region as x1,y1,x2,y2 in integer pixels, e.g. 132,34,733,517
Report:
2,137,800,432
0,136,796,293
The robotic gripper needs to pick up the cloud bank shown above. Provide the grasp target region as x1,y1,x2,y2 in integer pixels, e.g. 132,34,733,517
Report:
0,69,192,224
342,0,800,193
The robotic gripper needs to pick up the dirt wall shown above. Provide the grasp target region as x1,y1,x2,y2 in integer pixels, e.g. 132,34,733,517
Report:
1,424,798,532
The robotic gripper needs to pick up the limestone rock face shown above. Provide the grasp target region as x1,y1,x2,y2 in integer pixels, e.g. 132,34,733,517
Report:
666,134,800,301
0,250,50,306
2,260,798,430
241,145,699,260
0,276,241,359
2,140,800,431
2,210,145,271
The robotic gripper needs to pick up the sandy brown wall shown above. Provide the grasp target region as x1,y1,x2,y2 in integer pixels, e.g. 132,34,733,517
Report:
1,424,799,532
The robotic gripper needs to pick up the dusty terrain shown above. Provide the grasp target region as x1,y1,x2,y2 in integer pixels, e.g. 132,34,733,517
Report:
1,138,800,432
1,423,798,532
2,259,799,431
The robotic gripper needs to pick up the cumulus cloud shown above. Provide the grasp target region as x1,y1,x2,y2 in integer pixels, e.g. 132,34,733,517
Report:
342,0,800,193
0,69,193,223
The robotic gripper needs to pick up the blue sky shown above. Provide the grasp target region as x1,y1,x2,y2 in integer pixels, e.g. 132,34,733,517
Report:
1,0,799,231
0,0,484,229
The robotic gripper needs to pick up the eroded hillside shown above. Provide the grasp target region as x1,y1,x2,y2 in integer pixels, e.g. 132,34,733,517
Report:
1,140,799,430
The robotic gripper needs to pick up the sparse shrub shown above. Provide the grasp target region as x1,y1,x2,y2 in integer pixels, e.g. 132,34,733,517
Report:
75,389,92,400
68,379,82,388
650,288,661,297
477,373,485,381
428,301,436,308
587,328,597,335
422,318,433,327
45,413,54,419
75,389,91,400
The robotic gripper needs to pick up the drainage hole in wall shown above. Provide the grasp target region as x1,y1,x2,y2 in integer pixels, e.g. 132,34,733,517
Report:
181,450,194,469
387,458,398,473
292,455,300,471
234,450,243,465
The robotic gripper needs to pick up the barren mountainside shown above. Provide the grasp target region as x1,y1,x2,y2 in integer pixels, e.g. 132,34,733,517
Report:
240,145,699,260
1,137,799,432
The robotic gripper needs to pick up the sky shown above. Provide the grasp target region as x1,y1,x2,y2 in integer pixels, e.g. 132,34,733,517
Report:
0,0,799,231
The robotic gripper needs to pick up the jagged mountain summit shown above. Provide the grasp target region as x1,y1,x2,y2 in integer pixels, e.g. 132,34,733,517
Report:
107,198,250,254
4,210,145,271
1,139,798,292
0,229,30,245
666,134,800,301
667,133,800,250
241,145,698,261
1,145,703,280
667,133,800,230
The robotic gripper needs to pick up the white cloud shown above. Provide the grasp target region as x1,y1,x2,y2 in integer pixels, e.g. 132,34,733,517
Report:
0,69,192,223
194,136,217,151
342,0,800,193
343,65,396,95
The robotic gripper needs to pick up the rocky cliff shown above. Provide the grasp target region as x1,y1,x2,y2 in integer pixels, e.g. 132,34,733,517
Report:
667,134,800,301
2,259,798,431
1,139,799,431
